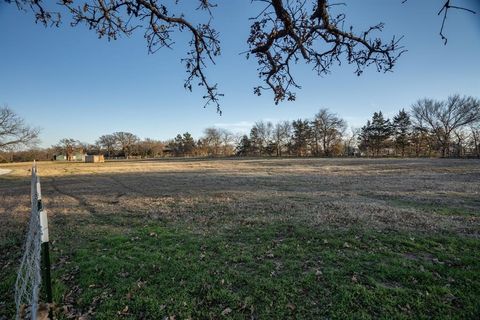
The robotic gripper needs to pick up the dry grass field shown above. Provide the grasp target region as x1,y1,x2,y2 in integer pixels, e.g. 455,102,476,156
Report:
1,158,479,319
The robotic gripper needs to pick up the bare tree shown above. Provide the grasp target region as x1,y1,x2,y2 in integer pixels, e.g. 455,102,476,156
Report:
54,138,79,161
78,142,101,155
272,121,292,156
136,138,164,158
343,126,360,156
112,131,139,159
218,128,235,156
312,109,346,156
202,127,222,156
411,95,480,157
0,105,40,151
469,123,480,158
97,134,118,158
8,1,474,110
250,121,274,154
452,129,468,157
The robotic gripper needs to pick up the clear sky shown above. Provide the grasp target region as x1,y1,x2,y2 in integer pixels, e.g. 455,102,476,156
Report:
0,1,479,147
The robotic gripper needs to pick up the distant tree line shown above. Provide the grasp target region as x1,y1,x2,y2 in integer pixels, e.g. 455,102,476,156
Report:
358,95,480,157
4,128,238,162
1,94,479,162
237,95,480,158
236,109,350,157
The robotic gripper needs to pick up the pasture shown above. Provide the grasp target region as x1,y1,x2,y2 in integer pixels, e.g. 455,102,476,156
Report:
1,158,479,319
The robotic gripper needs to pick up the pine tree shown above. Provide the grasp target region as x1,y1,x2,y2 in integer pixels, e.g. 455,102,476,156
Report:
236,135,252,156
182,132,196,156
249,126,262,156
358,120,372,156
172,134,184,156
291,119,312,156
392,109,412,156
369,111,393,156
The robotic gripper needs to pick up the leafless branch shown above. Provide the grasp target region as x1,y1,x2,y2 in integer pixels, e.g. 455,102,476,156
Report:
437,0,476,44
0,105,40,150
247,0,406,104
8,0,223,113
6,0,476,110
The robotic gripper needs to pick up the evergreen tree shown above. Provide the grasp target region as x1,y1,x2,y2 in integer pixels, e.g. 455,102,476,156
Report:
236,135,252,156
358,121,372,156
291,119,312,156
392,109,412,156
172,134,184,156
182,132,196,156
249,126,262,156
369,111,393,156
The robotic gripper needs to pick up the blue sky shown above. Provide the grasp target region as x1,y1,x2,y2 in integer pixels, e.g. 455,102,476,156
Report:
0,1,479,147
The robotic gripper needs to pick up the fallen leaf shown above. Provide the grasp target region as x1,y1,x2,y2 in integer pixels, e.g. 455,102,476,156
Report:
286,303,296,311
221,307,232,316
118,305,129,315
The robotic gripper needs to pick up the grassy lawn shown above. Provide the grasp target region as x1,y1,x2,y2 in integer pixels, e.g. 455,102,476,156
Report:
1,158,479,319
4,218,480,319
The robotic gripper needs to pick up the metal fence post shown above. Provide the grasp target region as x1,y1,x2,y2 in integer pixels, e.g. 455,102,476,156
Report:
35,166,53,305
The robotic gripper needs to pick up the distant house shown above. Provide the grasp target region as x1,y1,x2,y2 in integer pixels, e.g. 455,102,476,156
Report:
54,152,85,161
85,155,105,163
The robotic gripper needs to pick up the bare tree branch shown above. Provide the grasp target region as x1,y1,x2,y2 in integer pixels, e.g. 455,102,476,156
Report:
6,0,476,110
9,0,223,113
437,0,476,44
403,0,477,45
247,0,406,103
0,105,40,150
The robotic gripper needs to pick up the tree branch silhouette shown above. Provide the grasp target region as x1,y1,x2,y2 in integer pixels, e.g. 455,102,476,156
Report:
6,0,476,111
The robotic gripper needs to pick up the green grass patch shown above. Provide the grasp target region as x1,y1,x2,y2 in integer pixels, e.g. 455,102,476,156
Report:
38,222,479,319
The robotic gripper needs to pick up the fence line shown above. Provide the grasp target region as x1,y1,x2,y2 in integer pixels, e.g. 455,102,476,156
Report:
14,161,52,320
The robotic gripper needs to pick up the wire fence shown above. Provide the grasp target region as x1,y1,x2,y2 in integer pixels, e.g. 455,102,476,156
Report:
14,162,51,320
